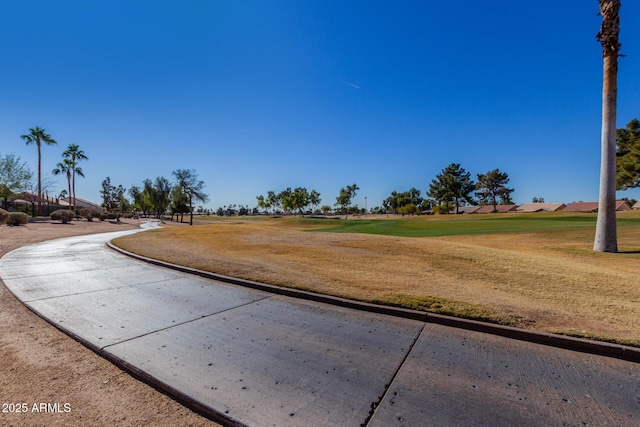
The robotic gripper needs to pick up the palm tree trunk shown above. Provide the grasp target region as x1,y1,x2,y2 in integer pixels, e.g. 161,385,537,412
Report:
72,171,76,216
594,0,621,252
67,173,72,211
37,142,42,215
594,52,618,252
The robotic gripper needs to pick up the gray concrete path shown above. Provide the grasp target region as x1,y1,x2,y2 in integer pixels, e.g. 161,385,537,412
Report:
1,224,639,426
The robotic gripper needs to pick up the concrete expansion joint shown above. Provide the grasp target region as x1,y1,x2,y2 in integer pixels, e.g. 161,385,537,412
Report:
21,280,164,303
363,324,426,427
107,241,640,364
100,295,275,352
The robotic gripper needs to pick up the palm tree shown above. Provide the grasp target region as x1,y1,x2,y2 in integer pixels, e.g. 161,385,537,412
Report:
72,165,85,210
20,127,57,214
52,159,73,211
594,0,621,252
63,144,88,215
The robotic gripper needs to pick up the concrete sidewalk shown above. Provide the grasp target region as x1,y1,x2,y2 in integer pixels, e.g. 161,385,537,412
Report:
1,226,639,426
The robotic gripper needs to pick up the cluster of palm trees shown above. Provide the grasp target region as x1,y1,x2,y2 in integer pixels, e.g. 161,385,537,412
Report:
53,144,88,216
20,126,88,216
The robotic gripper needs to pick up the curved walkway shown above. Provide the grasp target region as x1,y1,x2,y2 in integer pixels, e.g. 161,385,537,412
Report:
1,224,639,426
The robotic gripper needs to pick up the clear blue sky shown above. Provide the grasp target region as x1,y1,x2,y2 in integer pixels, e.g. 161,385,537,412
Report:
1,1,639,210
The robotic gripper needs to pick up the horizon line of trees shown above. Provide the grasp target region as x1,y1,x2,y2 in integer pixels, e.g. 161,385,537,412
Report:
254,183,360,219
256,187,321,216
248,166,514,219
100,169,208,225
4,115,640,222
380,165,513,216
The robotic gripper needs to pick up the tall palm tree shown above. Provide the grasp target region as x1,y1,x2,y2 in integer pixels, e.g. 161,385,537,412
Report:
20,127,57,214
52,159,73,211
63,144,88,215
594,0,621,252
72,165,85,210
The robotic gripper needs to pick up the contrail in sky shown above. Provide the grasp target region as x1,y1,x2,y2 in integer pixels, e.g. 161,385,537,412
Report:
339,80,360,89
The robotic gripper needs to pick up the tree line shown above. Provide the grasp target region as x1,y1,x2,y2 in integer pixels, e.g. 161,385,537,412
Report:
252,167,512,219
256,187,321,216
3,117,638,223
379,165,513,216
101,169,208,225
249,117,638,219
255,184,360,219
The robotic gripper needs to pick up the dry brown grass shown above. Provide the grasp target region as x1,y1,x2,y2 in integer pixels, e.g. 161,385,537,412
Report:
0,219,219,426
112,217,640,346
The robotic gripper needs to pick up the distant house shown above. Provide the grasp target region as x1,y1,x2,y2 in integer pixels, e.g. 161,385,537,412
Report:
11,192,68,206
633,201,640,210
60,197,102,212
515,203,566,213
475,204,518,214
562,201,632,212
457,206,481,214
562,202,598,212
616,200,633,211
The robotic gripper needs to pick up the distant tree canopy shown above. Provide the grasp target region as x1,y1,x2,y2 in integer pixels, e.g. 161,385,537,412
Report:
428,163,475,214
254,166,515,219
384,187,424,216
143,177,172,219
256,191,278,213
128,185,147,216
100,177,126,218
616,118,640,190
475,169,513,211
257,187,320,216
0,153,33,208
173,168,208,225
336,183,359,219
170,185,190,222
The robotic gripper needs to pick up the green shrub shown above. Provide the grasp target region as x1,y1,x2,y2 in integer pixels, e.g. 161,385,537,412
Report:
7,212,28,226
432,205,453,215
51,209,75,224
99,213,116,221
79,208,100,222
0,208,9,224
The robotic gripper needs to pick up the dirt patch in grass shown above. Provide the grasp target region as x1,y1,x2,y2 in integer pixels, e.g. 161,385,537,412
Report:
0,219,219,427
113,217,640,347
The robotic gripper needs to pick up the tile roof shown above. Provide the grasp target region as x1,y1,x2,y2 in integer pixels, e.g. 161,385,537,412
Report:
475,204,518,213
456,206,481,214
515,203,566,213
562,201,631,212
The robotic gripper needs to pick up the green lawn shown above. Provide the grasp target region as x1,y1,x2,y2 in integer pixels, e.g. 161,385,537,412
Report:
307,213,640,237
